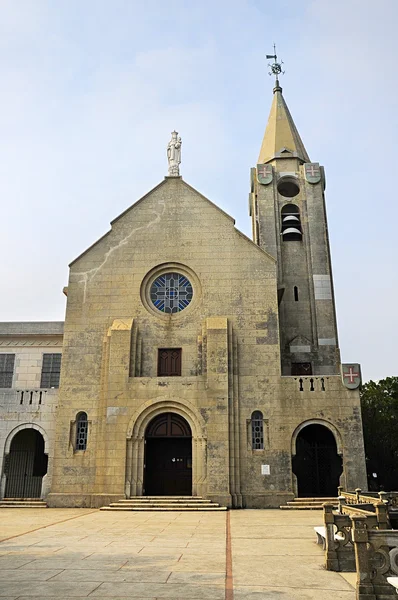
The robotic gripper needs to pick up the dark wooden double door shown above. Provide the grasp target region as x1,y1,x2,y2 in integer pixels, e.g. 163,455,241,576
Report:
144,413,192,496
292,424,342,497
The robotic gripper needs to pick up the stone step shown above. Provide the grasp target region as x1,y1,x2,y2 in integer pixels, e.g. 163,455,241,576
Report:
126,496,204,500
101,506,227,511
280,505,324,510
0,500,47,508
286,501,327,506
117,499,212,504
109,502,218,508
292,496,338,503
101,496,226,512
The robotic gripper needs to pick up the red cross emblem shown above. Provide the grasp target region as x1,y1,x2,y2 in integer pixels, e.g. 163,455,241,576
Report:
344,366,359,384
306,164,320,177
342,364,361,389
257,164,273,184
258,165,271,178
305,163,321,184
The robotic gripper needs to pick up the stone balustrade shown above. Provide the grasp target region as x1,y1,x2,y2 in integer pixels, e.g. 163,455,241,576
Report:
352,514,398,599
322,502,388,573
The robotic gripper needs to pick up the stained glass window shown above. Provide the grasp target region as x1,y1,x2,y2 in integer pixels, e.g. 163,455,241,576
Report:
251,411,264,450
76,412,88,450
150,273,193,313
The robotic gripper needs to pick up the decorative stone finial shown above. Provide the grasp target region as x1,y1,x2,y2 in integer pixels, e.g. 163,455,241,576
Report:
167,131,182,177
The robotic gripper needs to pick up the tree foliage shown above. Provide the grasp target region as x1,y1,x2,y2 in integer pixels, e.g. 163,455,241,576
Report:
360,376,398,490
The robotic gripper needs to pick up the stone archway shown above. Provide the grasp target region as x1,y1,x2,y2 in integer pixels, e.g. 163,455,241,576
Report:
4,428,48,498
292,421,343,497
125,399,207,498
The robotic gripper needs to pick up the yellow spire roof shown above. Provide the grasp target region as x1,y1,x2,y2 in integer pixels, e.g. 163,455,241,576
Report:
258,83,310,164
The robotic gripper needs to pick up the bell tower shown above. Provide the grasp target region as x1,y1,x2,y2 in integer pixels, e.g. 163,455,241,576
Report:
249,53,340,376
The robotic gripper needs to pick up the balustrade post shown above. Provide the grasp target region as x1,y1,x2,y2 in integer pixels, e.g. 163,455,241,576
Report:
355,488,362,503
338,485,343,496
351,515,376,600
323,503,339,571
338,495,346,514
378,490,388,504
375,501,388,530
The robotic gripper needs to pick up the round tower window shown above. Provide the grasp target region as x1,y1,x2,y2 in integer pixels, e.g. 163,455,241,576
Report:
150,273,193,314
277,176,300,198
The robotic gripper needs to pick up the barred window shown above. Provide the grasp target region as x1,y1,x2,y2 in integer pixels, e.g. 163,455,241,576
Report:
40,353,62,388
251,410,264,450
0,354,15,388
76,412,88,450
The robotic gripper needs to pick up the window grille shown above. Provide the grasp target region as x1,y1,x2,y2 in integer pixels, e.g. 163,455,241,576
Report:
40,353,62,388
0,354,15,388
76,412,88,450
251,411,264,450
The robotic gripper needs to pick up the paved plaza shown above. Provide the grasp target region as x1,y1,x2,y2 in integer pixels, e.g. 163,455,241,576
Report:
0,508,355,599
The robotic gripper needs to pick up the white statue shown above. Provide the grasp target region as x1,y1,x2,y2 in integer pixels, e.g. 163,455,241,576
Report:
167,131,182,176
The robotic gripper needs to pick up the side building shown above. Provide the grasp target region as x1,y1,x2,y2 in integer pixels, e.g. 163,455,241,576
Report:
0,322,63,500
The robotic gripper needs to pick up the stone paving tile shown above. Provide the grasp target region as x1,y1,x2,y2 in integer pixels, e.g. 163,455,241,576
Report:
91,581,225,598
0,581,101,597
167,571,226,585
0,569,63,581
19,558,129,570
232,537,320,556
0,557,35,569
49,568,171,582
233,586,355,599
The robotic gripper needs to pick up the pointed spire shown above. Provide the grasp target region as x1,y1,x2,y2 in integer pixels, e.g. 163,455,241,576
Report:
258,50,310,164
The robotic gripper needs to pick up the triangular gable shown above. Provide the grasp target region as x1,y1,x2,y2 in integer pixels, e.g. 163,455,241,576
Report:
69,177,275,267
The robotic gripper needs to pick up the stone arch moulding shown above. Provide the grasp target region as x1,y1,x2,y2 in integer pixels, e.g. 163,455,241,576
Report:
291,419,343,457
4,423,50,455
125,398,207,499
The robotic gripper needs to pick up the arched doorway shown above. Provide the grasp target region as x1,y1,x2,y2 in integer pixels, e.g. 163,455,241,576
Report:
292,424,342,497
144,412,192,496
4,429,48,498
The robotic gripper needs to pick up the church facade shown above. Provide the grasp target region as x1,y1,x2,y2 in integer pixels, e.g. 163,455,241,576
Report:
0,80,367,508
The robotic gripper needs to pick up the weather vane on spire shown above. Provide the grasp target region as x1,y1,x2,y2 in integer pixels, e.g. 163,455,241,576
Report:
266,43,284,85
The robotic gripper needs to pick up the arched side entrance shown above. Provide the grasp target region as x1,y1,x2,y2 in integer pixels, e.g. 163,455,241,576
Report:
144,413,192,496
4,429,48,498
292,423,342,497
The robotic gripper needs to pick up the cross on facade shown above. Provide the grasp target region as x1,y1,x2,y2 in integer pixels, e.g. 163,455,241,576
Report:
343,366,359,384
258,165,271,178
306,164,320,177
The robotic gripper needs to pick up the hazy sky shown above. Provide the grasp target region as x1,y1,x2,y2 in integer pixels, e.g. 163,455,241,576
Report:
0,0,397,382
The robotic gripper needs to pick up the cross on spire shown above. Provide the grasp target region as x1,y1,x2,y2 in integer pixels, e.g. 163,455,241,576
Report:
266,43,284,87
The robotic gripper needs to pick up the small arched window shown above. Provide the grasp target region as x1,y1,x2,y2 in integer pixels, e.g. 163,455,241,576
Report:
76,412,88,450
281,204,302,241
294,286,299,301
251,411,264,450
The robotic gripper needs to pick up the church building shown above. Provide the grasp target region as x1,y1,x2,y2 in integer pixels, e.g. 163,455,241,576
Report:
0,69,367,508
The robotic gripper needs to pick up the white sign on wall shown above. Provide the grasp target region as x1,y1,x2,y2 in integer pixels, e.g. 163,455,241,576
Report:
261,464,270,476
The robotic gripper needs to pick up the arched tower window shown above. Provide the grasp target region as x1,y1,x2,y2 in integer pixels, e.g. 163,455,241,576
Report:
76,412,88,450
251,411,264,450
281,204,302,241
